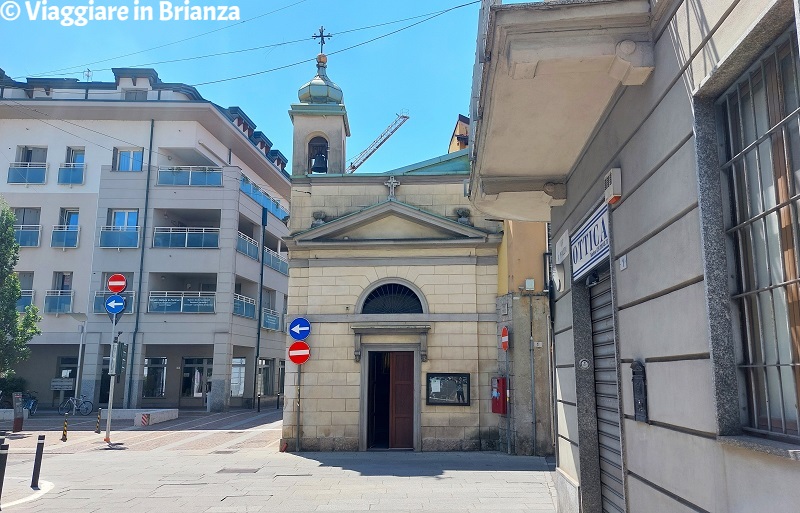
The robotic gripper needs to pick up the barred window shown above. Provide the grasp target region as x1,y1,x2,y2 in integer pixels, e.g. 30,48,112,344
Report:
361,283,423,314
718,31,800,442
142,358,167,398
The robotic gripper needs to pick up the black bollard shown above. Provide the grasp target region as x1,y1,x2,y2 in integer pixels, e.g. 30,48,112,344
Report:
0,443,9,510
276,393,281,410
257,394,261,413
30,435,45,489
60,413,68,443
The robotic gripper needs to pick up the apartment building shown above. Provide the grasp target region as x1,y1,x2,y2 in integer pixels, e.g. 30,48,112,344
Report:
0,67,290,411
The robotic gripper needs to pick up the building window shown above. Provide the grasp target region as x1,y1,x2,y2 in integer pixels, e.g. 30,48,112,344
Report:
9,146,47,184
16,271,34,312
718,31,800,442
361,283,424,314
124,90,148,101
59,147,85,185
113,148,143,172
52,208,80,248
142,358,167,398
230,357,246,397
12,207,41,247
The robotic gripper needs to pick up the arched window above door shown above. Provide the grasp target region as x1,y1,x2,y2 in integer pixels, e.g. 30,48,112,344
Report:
361,283,424,314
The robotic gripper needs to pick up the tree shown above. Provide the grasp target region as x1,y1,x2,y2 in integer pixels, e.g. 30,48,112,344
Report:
0,204,40,376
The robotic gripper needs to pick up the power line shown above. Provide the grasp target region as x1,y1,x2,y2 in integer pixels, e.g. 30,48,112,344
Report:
16,0,312,80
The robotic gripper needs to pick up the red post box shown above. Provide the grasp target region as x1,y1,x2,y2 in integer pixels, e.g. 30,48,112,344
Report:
491,377,507,414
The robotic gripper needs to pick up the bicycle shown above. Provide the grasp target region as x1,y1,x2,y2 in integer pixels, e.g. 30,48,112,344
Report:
58,394,93,416
22,391,38,415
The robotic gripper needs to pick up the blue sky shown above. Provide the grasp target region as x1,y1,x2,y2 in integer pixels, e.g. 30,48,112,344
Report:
0,0,487,173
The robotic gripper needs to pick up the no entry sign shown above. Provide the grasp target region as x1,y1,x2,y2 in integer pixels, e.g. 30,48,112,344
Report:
288,341,310,365
501,326,509,351
107,274,127,294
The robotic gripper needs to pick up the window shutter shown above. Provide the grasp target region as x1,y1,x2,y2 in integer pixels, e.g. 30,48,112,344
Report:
111,148,118,171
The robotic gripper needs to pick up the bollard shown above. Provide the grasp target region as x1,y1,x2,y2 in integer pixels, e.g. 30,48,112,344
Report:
0,443,9,510
60,413,68,443
30,435,44,489
276,393,281,410
257,394,261,413
95,408,102,434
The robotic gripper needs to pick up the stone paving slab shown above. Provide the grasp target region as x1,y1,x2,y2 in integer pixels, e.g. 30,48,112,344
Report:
1,410,556,512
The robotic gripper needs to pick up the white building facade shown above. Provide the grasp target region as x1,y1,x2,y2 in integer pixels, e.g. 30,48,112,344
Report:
0,67,290,411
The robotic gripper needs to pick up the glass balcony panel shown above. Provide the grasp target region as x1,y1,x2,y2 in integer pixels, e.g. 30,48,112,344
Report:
153,228,219,248
93,291,136,314
16,291,34,312
186,230,219,248
100,226,139,248
58,165,84,185
262,309,282,331
263,247,289,276
240,175,290,221
44,291,73,314
158,169,190,186
8,164,46,184
233,294,256,319
236,232,259,260
51,226,80,248
158,167,222,186
191,169,223,186
148,292,216,313
14,226,41,247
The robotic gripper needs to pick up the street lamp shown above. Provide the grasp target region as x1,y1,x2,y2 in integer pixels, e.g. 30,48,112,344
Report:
68,312,87,415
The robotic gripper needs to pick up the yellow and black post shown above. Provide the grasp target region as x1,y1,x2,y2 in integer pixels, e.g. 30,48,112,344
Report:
95,408,102,434
60,412,68,442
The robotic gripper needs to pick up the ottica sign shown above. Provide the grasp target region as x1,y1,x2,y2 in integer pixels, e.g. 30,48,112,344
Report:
570,203,609,280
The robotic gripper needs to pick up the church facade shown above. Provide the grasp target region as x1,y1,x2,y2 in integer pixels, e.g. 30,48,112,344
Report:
280,54,504,451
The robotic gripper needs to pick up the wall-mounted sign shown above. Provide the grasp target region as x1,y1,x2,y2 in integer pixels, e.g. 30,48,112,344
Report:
426,373,470,406
554,230,570,264
570,203,609,280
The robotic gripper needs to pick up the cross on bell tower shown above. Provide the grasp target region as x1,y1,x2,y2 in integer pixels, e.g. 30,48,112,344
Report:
313,26,332,54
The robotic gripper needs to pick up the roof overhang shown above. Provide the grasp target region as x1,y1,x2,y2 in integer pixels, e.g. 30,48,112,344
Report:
469,0,654,221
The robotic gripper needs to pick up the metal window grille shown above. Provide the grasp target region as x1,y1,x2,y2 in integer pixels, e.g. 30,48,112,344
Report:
361,283,423,314
717,31,800,442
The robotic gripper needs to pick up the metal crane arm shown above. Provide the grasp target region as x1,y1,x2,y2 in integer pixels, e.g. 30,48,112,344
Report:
346,112,410,173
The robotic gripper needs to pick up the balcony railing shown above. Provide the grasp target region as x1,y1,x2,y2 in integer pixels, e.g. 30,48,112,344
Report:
262,308,282,331
14,225,41,247
8,162,47,184
153,227,220,249
233,294,257,319
264,247,289,275
93,291,136,314
157,166,223,187
58,163,84,185
240,174,290,221
99,226,140,248
16,290,34,312
51,225,80,248
44,290,73,314
236,232,259,260
148,291,216,314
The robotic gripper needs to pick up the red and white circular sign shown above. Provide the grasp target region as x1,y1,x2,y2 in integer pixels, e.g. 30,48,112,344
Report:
288,341,311,365
501,326,509,351
107,274,127,294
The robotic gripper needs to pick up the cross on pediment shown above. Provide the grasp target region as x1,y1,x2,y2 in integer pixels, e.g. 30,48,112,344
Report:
384,176,400,199
313,26,332,54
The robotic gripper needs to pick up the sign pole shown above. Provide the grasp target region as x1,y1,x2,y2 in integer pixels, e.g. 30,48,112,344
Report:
295,365,301,452
104,313,116,444
505,349,511,455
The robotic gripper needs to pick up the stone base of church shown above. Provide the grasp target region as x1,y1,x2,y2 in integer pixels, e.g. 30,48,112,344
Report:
281,437,359,452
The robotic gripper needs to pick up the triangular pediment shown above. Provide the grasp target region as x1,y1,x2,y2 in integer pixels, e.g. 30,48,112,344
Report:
289,200,494,247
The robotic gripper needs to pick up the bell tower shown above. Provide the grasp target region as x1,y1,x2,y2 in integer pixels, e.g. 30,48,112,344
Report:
289,30,350,175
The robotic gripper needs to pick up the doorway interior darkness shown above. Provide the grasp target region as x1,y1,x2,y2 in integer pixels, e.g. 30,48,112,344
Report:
368,351,414,449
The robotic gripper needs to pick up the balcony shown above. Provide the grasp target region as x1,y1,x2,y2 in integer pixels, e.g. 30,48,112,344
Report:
16,290,34,312
157,166,223,187
99,226,140,248
233,294,257,319
8,162,46,184
264,247,289,275
57,163,84,185
262,308,282,331
236,232,259,261
240,175,290,221
44,290,73,314
148,291,216,314
14,225,41,247
51,225,80,248
93,291,136,314
153,227,220,249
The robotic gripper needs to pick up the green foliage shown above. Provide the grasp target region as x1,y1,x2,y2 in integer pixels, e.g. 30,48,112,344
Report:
0,205,41,376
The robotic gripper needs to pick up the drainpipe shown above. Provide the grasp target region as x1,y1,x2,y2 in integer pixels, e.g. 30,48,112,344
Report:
253,207,267,408
529,295,536,456
126,119,155,408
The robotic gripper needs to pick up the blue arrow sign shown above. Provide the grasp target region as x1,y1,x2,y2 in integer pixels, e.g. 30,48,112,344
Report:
105,294,126,315
289,317,311,340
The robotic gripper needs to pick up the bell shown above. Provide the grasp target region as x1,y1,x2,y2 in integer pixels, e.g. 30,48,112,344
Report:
311,153,328,173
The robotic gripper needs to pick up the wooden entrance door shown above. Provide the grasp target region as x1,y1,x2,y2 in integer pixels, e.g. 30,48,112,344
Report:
389,352,414,448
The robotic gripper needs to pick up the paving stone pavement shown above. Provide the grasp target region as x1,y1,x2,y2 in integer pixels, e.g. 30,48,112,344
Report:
0,410,557,512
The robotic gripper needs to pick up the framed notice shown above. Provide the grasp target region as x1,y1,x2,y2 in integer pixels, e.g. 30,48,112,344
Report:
426,373,470,406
